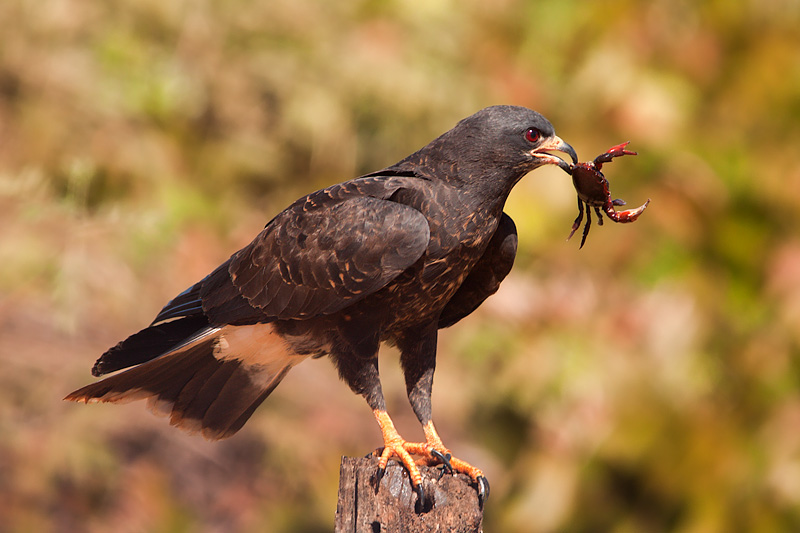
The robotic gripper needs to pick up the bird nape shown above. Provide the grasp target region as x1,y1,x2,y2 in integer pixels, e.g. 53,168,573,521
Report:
65,105,577,508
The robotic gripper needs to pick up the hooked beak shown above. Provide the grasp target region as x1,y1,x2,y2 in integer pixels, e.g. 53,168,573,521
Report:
531,135,578,173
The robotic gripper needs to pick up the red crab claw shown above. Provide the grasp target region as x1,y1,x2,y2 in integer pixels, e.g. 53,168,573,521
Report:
603,198,651,223
593,141,637,170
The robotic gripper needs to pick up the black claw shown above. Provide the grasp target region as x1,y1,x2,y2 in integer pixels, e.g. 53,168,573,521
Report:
368,446,384,459
430,449,453,474
414,484,425,513
375,466,385,485
476,476,490,507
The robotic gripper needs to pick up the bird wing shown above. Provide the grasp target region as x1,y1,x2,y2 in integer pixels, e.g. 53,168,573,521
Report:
154,177,431,325
90,177,430,377
437,212,517,328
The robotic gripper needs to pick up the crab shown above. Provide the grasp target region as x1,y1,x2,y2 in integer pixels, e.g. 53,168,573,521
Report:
567,141,650,248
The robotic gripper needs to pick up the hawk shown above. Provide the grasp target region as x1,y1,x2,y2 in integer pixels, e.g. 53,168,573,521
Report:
67,105,577,506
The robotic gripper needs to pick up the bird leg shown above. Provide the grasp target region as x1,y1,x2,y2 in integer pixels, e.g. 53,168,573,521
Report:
372,409,430,483
371,409,431,511
391,325,491,504
372,413,487,481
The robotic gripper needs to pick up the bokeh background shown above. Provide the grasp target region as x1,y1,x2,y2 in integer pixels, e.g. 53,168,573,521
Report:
2,0,800,531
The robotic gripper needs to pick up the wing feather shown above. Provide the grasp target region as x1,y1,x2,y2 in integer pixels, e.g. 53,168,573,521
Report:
227,195,429,318
151,176,430,326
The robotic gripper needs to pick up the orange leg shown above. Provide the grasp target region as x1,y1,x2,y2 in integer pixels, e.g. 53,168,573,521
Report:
372,410,489,505
372,410,430,486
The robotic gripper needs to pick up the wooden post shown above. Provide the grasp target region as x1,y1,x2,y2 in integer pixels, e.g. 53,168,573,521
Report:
334,456,484,532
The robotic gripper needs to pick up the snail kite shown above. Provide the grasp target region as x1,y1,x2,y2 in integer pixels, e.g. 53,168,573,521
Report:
67,105,577,505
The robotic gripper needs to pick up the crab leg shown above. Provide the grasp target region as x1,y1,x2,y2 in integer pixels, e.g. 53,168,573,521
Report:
594,141,637,168
580,206,592,249
568,198,585,241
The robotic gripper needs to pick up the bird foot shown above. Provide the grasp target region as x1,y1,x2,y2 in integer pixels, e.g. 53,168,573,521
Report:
419,419,490,504
371,438,432,506
370,442,490,509
371,411,490,510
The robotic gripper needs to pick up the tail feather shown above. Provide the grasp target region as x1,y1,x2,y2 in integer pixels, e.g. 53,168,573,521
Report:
195,362,291,439
223,371,290,436
92,315,211,376
66,324,307,440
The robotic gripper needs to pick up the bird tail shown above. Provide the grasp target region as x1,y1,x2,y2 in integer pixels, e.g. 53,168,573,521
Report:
65,323,307,440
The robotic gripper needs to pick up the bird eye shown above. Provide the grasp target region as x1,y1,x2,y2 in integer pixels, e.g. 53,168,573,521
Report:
525,128,541,143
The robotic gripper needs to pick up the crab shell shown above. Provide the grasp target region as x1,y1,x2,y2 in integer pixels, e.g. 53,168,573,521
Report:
567,142,650,248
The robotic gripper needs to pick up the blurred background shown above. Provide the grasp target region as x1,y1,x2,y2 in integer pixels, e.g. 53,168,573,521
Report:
2,0,799,531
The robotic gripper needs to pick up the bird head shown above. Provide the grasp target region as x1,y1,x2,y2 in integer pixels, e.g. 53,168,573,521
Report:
381,106,577,201
452,105,577,174
390,105,577,196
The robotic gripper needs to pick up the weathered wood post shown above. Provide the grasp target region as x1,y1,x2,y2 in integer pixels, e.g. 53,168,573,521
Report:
334,456,484,532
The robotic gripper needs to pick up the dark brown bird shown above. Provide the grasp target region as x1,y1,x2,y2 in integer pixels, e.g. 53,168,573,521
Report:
66,105,576,506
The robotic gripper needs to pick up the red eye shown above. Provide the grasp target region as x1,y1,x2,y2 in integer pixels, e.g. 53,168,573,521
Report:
525,128,541,143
